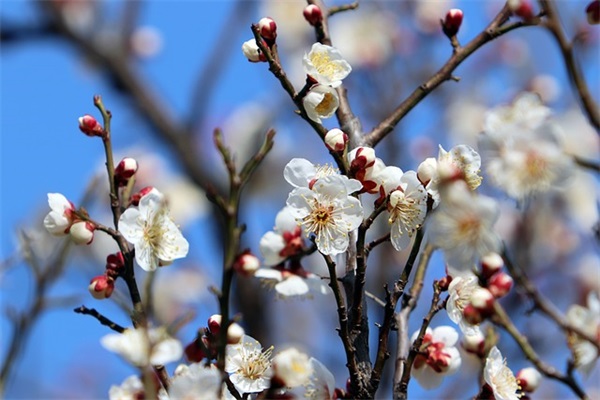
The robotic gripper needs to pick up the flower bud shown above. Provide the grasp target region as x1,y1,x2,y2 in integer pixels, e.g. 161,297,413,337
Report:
463,304,484,325
517,367,542,392
349,147,376,172
234,251,260,276
442,9,464,38
508,0,534,20
272,348,313,388
470,287,495,316
461,330,486,357
89,275,115,299
69,221,95,245
105,252,125,278
114,157,138,186
78,114,103,137
587,0,600,25
487,272,514,298
437,275,453,291
241,39,266,63
227,322,245,344
129,186,155,206
481,252,504,279
324,128,348,152
184,336,207,363
207,314,222,335
417,157,437,186
258,17,277,42
303,4,323,26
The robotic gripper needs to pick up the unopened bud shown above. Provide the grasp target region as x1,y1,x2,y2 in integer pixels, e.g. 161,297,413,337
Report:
437,275,453,291
234,251,260,276
463,304,484,325
70,221,95,245
303,4,323,26
241,39,267,63
470,287,495,316
258,17,277,42
105,252,125,278
417,157,437,186
442,9,464,38
462,330,486,357
227,322,245,344
508,0,535,20
481,252,504,279
207,314,222,335
517,367,542,392
78,114,103,137
349,147,376,172
114,157,138,186
129,186,155,206
89,275,115,299
324,128,348,152
184,336,207,363
587,0,600,24
487,272,514,298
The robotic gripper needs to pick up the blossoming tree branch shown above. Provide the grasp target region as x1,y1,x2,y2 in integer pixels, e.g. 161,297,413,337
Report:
2,0,599,399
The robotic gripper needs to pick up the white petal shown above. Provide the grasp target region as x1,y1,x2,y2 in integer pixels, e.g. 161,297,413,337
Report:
150,337,183,365
259,231,286,266
432,326,459,347
119,208,144,243
47,193,71,212
43,212,70,236
254,268,283,281
284,158,316,188
136,240,158,271
286,188,315,218
412,365,445,389
275,275,310,296
275,206,299,233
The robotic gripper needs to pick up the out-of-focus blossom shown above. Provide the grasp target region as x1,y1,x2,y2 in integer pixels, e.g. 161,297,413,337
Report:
587,0,600,25
119,188,189,271
225,335,273,393
303,4,323,26
254,264,328,298
167,363,221,400
287,175,363,255
483,92,550,135
305,357,336,399
446,274,484,335
303,43,351,88
303,85,340,123
566,291,600,374
272,347,313,388
151,268,208,325
484,346,520,400
130,26,163,59
410,326,462,389
516,367,542,393
414,0,453,33
108,375,144,400
101,326,183,367
428,182,500,275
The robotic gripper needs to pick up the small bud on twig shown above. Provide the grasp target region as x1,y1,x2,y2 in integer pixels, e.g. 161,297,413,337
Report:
303,4,323,26
258,17,277,43
586,0,600,25
442,9,464,38
78,114,104,137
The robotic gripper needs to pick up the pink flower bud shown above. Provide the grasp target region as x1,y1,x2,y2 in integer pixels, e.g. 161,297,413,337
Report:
517,367,542,392
234,251,260,276
587,0,600,25
462,330,486,357
78,114,103,137
481,252,504,279
324,128,348,152
470,287,495,316
487,272,514,298
442,8,464,38
508,0,535,20
114,157,138,186
227,322,245,344
89,275,115,299
463,304,484,325
258,17,277,42
184,336,207,363
69,221,95,245
129,186,154,206
437,275,453,291
303,4,323,26
417,157,437,186
105,252,125,278
207,314,222,335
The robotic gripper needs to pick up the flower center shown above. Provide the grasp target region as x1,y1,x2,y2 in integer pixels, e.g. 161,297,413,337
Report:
239,345,273,380
310,52,343,80
456,214,482,244
315,93,336,114
492,361,520,398
388,190,422,235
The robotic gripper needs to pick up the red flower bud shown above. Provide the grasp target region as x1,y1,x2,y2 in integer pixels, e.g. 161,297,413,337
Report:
487,272,514,298
442,9,464,38
508,0,535,20
114,157,138,186
303,4,323,26
233,251,260,276
129,186,154,206
184,337,207,363
89,275,115,299
481,252,504,279
258,17,277,42
78,114,104,137
587,0,600,25
207,314,222,335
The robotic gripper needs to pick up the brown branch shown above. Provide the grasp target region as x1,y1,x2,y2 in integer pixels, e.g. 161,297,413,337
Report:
328,2,359,17
73,305,125,333
573,155,600,172
364,5,541,148
539,0,600,131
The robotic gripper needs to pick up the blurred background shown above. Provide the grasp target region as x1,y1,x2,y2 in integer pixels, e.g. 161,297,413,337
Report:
1,0,598,398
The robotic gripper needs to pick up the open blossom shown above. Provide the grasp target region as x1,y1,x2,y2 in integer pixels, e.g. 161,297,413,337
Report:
447,274,486,336
566,291,600,374
225,335,273,393
284,157,361,192
167,363,221,400
483,92,551,136
259,206,304,266
427,181,500,275
101,326,183,367
43,193,75,235
303,43,351,87
484,347,520,400
303,85,339,123
410,326,462,389
385,171,428,251
119,188,189,271
272,347,313,388
287,175,363,255
109,375,144,400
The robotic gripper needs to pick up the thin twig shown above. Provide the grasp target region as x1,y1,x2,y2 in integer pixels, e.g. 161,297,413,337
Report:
73,305,125,333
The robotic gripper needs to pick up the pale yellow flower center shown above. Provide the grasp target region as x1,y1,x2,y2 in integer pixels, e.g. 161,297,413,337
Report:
388,190,422,236
238,345,273,380
315,93,336,114
310,51,343,80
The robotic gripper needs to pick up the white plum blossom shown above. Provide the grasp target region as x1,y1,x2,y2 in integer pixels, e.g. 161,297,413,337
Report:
566,291,600,375
43,193,75,236
272,347,313,388
303,43,351,87
305,357,336,399
259,206,303,266
254,266,328,297
283,158,362,193
386,171,428,251
410,326,462,389
167,363,221,400
484,346,520,400
225,335,273,394
483,92,551,136
303,85,340,123
101,326,183,367
108,375,144,400
241,39,264,63
446,274,484,336
119,188,189,271
427,181,500,275
287,174,363,255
